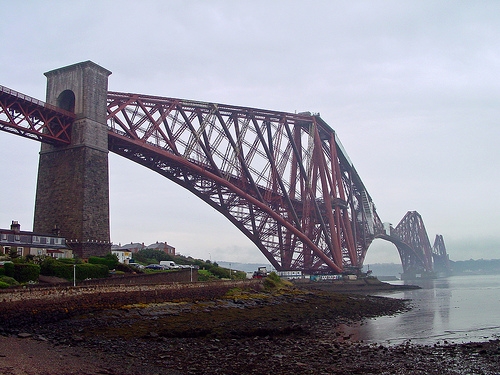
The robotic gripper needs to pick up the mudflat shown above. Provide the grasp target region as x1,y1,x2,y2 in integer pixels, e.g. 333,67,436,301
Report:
0,280,498,374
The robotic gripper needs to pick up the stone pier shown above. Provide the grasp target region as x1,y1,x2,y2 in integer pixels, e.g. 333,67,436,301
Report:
33,61,112,258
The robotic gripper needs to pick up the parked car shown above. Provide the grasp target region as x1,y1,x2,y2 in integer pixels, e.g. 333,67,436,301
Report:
145,264,165,270
129,263,145,269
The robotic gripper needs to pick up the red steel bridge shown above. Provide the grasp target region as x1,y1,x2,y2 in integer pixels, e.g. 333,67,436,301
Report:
0,82,450,277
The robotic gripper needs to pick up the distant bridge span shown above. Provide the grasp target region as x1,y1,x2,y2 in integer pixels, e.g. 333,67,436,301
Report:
0,62,448,276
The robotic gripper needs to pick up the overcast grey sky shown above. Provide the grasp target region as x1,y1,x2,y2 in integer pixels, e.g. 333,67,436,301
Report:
1,1,499,265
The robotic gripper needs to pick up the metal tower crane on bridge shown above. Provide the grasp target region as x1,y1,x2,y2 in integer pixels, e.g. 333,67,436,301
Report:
0,61,450,277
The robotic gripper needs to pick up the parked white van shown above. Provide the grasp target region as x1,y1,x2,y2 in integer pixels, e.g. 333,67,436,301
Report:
159,260,179,269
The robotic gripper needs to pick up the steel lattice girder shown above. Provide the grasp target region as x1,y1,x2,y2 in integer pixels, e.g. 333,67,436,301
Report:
432,234,451,272
0,85,73,145
394,211,434,273
107,91,380,273
433,234,447,258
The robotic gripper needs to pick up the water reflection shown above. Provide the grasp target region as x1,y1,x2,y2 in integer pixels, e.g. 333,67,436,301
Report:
340,275,500,345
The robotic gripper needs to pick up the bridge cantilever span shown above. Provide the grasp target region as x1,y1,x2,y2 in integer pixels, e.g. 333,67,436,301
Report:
106,91,381,273
0,85,74,145
432,234,451,275
375,211,437,278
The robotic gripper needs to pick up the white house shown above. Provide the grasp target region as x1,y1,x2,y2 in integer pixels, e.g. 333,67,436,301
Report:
111,249,133,264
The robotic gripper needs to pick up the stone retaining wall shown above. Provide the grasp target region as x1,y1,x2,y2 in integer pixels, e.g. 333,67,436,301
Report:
77,268,198,286
0,279,262,329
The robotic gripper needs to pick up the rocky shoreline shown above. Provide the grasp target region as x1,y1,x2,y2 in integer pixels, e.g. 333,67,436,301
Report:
1,280,499,374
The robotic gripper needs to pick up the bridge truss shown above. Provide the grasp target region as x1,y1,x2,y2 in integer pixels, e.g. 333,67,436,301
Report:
106,91,381,273
0,85,73,145
432,234,452,275
0,83,448,275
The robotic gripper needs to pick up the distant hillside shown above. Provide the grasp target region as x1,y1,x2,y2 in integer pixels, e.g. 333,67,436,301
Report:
450,259,500,275
364,259,500,278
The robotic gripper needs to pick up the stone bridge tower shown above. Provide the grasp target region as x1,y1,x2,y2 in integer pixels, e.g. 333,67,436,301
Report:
33,61,112,258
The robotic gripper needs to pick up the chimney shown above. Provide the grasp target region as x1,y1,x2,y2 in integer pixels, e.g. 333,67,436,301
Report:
10,221,20,233
52,224,61,236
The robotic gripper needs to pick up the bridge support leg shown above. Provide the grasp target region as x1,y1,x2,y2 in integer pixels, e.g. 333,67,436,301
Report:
33,61,112,258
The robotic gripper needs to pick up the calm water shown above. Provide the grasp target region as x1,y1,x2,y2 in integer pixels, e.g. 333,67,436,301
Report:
345,274,500,345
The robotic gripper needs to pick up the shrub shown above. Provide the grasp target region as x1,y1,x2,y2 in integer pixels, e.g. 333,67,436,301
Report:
57,258,79,264
198,269,218,281
77,263,109,280
0,281,9,289
3,262,14,278
115,263,141,273
40,257,109,281
0,275,19,286
52,263,74,280
207,265,230,279
13,263,40,283
263,271,292,291
40,257,59,277
88,253,119,270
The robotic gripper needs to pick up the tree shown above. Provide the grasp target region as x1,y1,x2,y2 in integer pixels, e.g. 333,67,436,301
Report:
134,249,172,264
9,247,19,259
